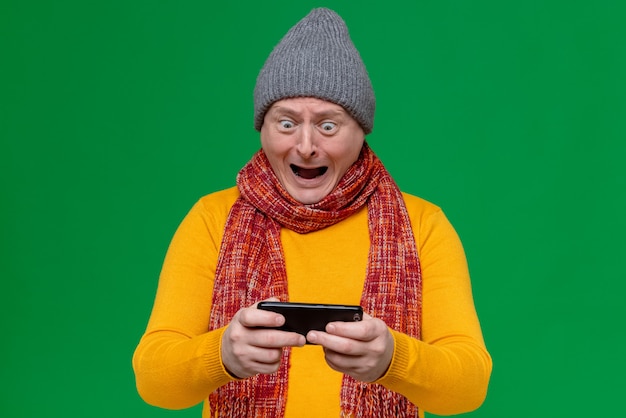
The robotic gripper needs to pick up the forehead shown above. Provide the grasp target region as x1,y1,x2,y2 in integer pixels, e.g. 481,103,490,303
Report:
268,97,348,116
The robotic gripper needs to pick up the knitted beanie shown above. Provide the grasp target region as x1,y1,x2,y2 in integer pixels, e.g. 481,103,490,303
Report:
253,8,375,134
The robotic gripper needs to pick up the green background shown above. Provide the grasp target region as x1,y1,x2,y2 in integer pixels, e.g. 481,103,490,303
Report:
2,0,625,416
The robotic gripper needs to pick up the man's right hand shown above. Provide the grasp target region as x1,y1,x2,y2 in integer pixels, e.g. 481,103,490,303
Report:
220,299,306,378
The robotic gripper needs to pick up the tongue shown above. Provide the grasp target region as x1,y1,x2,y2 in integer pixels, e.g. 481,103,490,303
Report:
298,167,323,179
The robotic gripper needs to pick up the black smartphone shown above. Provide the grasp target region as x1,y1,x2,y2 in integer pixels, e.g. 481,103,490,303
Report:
257,301,363,338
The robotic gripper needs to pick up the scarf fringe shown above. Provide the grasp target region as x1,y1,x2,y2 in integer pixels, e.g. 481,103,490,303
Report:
340,379,419,418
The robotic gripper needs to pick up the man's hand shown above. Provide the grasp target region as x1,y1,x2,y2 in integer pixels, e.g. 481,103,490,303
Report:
221,299,306,379
306,314,394,383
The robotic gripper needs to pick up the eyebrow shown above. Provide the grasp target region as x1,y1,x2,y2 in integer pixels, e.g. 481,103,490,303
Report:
270,106,346,119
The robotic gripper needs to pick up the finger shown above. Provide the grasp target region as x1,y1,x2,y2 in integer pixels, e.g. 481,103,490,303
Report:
321,340,391,383
326,319,377,342
228,346,284,377
306,330,363,355
226,318,304,349
251,361,282,375
246,345,284,365
237,307,285,329
249,329,306,348
238,297,287,328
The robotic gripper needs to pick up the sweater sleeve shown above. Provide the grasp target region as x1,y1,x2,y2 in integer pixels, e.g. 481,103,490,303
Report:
376,203,492,415
132,195,236,409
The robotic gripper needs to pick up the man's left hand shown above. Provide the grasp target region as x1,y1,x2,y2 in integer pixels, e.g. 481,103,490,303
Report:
306,313,394,383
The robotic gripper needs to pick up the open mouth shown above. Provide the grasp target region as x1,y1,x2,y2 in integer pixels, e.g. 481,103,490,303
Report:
290,164,328,180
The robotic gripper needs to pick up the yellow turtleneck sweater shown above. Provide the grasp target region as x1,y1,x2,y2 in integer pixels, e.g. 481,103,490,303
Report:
133,187,492,417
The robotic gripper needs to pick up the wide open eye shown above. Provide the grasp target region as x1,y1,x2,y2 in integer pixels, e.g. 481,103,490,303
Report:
279,120,295,129
320,122,336,132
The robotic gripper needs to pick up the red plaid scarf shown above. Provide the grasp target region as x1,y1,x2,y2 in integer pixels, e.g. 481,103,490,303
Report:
208,144,422,417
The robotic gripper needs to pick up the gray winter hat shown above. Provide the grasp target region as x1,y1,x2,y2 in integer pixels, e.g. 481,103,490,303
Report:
253,8,375,134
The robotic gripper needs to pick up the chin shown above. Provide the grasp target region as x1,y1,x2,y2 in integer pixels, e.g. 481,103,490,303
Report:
290,190,330,205
293,195,323,205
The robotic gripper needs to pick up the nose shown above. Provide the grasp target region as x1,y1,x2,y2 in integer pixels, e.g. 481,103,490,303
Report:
296,125,317,158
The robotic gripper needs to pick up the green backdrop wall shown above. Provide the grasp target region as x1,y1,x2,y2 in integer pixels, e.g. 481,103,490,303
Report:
2,0,625,416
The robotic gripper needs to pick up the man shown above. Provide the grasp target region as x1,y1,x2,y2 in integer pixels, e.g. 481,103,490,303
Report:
133,8,491,417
